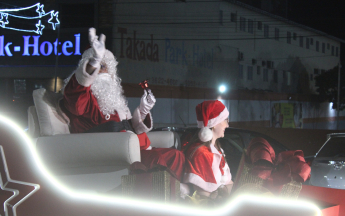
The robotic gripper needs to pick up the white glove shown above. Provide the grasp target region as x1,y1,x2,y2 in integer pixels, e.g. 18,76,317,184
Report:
139,89,156,120
88,27,106,67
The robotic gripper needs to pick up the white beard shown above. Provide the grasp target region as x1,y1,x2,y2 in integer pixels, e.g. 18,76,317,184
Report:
90,73,130,120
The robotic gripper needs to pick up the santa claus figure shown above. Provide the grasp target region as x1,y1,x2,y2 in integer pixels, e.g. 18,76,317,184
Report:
183,100,233,200
62,28,185,185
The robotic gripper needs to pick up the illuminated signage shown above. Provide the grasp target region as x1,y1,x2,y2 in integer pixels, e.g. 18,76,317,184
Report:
0,3,60,35
0,34,81,57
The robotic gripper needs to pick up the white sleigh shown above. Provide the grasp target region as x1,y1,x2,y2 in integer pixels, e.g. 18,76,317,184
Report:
27,88,180,194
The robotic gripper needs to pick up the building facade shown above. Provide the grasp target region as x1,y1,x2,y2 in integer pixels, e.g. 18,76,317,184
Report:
0,0,344,129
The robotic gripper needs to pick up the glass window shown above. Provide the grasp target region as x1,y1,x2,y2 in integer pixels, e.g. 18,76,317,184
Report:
263,68,268,82
316,41,319,52
293,32,297,40
238,64,244,79
247,66,253,80
273,70,278,83
336,47,339,57
332,46,335,56
257,66,261,75
310,38,314,45
14,79,26,94
264,24,269,38
275,28,279,40
219,10,223,25
317,137,345,158
322,43,325,53
248,19,254,34
327,43,330,49
240,17,246,31
287,31,291,44
231,13,237,22
299,36,303,47
306,38,309,49
257,21,262,30
286,71,291,86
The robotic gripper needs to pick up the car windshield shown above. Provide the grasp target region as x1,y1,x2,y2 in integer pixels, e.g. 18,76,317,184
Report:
317,137,345,158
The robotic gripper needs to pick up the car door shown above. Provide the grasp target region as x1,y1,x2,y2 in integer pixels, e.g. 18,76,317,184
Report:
310,136,345,189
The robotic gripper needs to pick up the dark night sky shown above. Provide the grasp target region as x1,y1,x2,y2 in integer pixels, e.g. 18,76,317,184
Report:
288,0,345,41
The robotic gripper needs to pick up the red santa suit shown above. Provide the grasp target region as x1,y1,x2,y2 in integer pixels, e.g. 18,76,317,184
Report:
184,142,231,192
62,49,185,181
183,100,232,193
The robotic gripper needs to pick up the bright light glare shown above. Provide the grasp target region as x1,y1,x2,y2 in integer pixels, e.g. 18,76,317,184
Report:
0,115,322,216
219,85,226,93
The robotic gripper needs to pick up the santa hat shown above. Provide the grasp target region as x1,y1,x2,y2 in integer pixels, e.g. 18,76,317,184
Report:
196,100,229,142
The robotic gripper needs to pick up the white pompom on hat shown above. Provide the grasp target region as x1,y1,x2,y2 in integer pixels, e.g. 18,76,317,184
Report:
196,100,229,142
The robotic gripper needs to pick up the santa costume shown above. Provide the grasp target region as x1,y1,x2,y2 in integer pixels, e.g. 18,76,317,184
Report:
183,100,232,193
62,28,185,181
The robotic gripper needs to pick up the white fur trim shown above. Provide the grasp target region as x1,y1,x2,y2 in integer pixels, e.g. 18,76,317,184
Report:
197,107,229,128
198,127,213,142
131,107,153,134
183,145,231,192
118,106,132,121
183,173,219,193
74,58,101,87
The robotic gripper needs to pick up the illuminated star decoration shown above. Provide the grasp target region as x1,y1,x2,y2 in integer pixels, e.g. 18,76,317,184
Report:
0,146,40,216
35,20,45,35
36,3,45,17
0,3,59,35
0,13,9,27
48,11,60,30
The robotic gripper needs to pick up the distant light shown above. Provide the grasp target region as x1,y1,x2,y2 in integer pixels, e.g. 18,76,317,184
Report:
219,85,226,93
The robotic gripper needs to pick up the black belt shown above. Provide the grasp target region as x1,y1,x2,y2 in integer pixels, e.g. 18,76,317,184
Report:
84,120,133,133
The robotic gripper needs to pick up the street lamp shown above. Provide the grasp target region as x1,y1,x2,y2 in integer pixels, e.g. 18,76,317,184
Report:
219,85,226,93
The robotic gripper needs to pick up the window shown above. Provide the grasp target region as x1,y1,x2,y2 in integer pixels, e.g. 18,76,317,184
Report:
240,17,246,31
314,69,319,74
263,69,268,82
264,24,269,38
257,66,261,75
327,43,330,49
257,21,262,30
299,36,303,47
219,10,223,25
310,38,314,45
332,46,335,56
306,38,309,49
286,71,291,86
310,74,313,81
275,28,279,41
247,66,253,80
273,70,278,83
14,79,26,93
322,43,325,53
335,47,339,56
316,41,319,52
293,32,297,40
248,19,254,34
231,13,237,22
287,31,291,44
238,64,243,79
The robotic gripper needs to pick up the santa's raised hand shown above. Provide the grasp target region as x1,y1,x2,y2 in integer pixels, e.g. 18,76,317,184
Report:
139,89,156,120
88,27,106,68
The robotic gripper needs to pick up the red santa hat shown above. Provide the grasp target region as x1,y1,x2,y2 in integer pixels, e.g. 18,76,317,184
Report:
196,100,229,142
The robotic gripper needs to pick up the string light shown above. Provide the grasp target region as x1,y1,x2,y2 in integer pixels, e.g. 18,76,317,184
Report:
0,3,59,35
0,115,321,215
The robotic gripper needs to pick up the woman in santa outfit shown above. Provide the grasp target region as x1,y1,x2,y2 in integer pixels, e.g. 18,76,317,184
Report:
183,100,233,199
